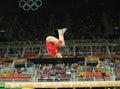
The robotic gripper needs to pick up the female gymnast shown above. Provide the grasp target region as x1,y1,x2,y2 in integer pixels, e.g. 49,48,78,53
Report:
46,28,67,58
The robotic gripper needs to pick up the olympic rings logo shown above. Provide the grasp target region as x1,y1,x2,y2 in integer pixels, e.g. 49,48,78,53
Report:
19,0,42,11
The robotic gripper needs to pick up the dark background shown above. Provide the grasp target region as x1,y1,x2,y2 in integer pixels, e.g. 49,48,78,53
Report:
0,0,120,41
0,0,119,14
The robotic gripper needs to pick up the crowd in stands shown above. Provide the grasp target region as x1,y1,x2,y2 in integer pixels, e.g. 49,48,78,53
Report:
115,60,120,81
0,55,120,82
0,39,120,82
35,57,120,82
0,37,119,82
0,61,33,81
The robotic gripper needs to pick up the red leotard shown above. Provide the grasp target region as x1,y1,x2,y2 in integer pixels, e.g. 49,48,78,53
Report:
46,40,62,57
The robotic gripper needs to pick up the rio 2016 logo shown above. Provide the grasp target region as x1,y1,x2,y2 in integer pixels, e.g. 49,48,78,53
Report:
19,0,42,11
